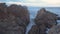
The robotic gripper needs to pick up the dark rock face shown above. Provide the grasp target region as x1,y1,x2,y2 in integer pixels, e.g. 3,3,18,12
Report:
28,8,58,34
0,3,30,34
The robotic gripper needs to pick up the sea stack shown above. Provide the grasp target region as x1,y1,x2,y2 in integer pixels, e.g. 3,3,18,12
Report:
28,8,58,34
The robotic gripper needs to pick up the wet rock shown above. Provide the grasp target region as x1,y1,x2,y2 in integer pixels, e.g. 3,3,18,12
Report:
48,24,60,34
0,3,30,34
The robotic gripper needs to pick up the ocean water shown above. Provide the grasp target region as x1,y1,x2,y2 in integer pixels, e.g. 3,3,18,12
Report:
25,7,60,34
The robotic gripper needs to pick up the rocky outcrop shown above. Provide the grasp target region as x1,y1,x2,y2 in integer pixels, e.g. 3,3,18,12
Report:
35,8,58,27
7,4,30,26
0,3,30,34
28,24,46,34
28,8,58,34
48,24,60,34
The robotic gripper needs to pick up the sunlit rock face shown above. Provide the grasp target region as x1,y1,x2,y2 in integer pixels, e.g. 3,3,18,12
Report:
48,24,60,34
0,3,30,34
28,8,58,34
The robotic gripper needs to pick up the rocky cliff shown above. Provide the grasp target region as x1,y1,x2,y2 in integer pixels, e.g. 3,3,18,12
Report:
0,3,30,34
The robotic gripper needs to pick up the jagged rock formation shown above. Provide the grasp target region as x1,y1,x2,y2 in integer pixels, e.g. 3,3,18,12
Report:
28,8,58,34
48,24,60,34
0,3,30,34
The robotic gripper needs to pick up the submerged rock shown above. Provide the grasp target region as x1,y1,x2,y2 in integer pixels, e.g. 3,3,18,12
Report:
28,8,58,34
0,3,30,34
